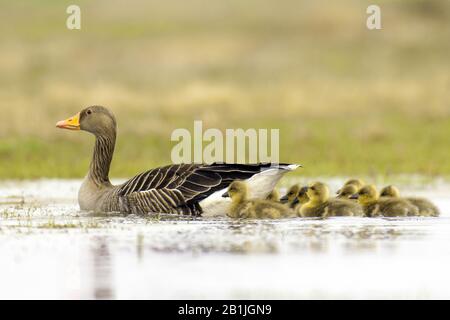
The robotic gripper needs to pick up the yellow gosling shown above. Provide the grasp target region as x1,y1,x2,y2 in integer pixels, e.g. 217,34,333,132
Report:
300,182,363,218
293,186,310,216
380,185,440,217
343,179,365,190
266,189,281,202
280,184,300,208
223,181,294,219
351,185,419,217
336,184,359,200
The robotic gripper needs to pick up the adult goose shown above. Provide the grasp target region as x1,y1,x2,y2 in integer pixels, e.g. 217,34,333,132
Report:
56,106,300,216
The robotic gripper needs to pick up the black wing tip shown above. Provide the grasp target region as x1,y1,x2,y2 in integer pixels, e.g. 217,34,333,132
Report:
206,162,302,171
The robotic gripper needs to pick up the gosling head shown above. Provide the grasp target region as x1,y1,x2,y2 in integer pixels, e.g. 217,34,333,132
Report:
293,186,309,206
222,180,249,202
336,184,358,199
380,185,400,198
350,185,378,204
56,106,117,137
306,182,329,203
280,184,300,204
343,179,365,190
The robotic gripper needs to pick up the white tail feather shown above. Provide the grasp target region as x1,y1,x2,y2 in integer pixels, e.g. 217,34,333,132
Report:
200,165,300,217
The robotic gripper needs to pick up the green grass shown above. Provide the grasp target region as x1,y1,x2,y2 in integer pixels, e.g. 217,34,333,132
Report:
2,112,450,178
0,0,449,178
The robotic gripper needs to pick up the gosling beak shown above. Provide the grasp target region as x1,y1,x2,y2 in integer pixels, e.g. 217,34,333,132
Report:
279,195,288,203
349,194,359,200
292,197,299,206
222,191,229,198
56,112,81,131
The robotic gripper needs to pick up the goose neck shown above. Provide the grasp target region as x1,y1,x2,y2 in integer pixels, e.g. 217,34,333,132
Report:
89,132,116,186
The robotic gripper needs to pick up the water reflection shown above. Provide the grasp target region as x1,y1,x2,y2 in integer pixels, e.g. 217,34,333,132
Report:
136,233,144,261
119,217,432,255
90,236,114,299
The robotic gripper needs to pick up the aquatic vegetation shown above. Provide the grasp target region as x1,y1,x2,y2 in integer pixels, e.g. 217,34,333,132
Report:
37,218,101,229
0,208,17,219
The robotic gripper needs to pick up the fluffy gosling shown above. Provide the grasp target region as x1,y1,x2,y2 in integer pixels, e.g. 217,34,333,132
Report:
292,186,310,216
266,189,281,202
380,185,439,217
336,184,359,200
351,185,419,217
343,179,365,190
280,184,301,208
223,181,294,219
295,186,310,205
300,182,363,218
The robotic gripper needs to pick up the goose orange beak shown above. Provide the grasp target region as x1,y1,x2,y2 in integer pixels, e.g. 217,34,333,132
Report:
56,113,81,130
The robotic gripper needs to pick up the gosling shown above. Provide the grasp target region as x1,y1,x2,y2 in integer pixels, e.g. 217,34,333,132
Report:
223,181,294,219
300,182,363,218
266,189,281,202
292,186,310,215
280,184,301,208
344,179,365,189
380,185,439,217
336,184,359,200
351,185,419,217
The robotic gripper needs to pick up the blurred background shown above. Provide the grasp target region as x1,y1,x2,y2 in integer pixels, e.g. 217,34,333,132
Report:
0,0,449,179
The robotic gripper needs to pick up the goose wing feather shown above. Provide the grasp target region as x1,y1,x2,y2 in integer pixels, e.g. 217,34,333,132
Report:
116,163,282,214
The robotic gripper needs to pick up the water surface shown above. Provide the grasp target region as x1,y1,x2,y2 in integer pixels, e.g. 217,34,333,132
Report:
1,179,449,299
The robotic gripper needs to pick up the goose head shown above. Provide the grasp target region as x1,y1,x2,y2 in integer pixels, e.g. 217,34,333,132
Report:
380,185,400,198
350,185,378,204
280,184,300,204
222,180,249,203
336,184,358,199
56,106,117,137
306,182,329,203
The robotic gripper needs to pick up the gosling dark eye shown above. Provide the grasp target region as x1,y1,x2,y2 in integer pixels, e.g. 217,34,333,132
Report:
288,192,293,196
87,110,92,115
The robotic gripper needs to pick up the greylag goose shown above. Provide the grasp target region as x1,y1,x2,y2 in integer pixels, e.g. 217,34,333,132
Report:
350,185,419,217
380,185,439,217
222,181,294,219
56,106,300,216
300,182,363,218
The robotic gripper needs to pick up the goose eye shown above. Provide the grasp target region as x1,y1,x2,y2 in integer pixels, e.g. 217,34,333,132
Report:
87,110,92,115
288,192,293,196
